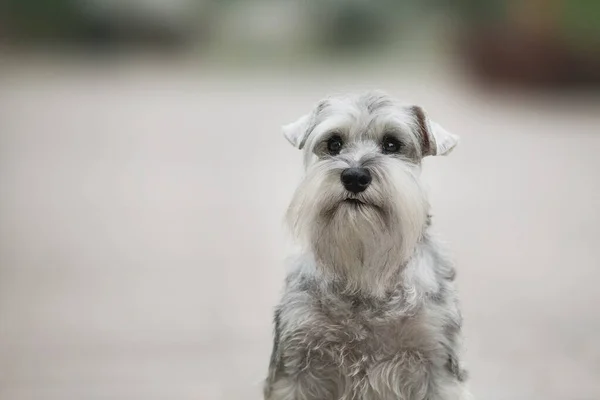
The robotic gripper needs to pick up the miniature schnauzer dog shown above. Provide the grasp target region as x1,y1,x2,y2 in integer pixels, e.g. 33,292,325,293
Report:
264,91,470,400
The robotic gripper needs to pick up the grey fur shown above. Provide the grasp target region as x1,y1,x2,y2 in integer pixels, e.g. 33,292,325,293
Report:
267,92,470,400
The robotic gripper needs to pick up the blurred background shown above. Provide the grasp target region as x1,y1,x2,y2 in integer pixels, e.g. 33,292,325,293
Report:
0,1,599,399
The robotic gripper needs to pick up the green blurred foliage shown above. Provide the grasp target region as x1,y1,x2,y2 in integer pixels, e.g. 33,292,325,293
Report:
2,0,82,40
451,0,600,52
452,0,509,24
2,0,424,49
562,0,600,49
305,0,424,52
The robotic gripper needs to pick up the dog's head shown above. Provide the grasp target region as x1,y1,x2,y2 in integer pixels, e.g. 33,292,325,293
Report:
284,91,458,291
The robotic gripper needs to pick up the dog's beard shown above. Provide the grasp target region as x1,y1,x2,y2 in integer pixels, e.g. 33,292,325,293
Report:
287,157,429,295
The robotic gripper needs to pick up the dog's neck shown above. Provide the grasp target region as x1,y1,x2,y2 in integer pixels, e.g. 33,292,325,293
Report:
311,218,434,298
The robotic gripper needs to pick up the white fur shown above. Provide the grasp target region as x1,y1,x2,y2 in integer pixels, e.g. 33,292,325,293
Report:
265,91,470,400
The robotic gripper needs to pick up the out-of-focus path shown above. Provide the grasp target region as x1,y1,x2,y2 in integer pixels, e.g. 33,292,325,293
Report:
1,59,599,400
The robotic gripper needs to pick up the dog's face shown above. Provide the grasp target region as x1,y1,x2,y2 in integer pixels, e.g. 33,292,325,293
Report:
283,92,459,292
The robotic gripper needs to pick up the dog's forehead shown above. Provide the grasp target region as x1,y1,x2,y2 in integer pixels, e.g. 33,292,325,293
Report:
312,92,414,137
322,92,397,116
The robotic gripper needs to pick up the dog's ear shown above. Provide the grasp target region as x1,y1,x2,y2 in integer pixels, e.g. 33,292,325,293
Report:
410,106,459,156
282,114,312,149
282,100,328,150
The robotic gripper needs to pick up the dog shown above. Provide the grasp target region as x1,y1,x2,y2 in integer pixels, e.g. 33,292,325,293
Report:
264,91,470,400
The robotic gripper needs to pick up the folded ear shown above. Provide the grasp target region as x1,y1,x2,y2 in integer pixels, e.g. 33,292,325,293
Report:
410,106,459,156
282,114,311,149
282,99,329,150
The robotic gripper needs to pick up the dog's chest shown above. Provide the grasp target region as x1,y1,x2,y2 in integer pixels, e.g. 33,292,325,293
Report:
287,291,436,371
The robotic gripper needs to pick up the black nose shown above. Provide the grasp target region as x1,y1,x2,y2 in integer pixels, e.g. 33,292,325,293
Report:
340,168,372,194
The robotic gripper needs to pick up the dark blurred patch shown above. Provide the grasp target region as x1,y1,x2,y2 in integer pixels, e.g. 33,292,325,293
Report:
0,0,415,54
306,0,424,53
453,0,600,89
0,0,212,51
1,0,598,92
308,0,395,50
0,0,81,42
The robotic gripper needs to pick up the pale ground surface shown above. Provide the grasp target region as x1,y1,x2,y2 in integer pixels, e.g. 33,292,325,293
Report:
1,58,599,400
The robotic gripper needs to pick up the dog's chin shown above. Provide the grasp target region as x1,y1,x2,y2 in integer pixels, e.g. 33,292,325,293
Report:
342,198,368,207
323,197,388,225
338,197,384,213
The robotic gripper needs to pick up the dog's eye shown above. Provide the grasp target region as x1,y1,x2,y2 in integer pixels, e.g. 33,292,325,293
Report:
326,135,343,155
382,136,402,154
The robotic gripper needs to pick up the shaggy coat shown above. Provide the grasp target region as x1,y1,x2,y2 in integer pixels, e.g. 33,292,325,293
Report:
265,92,470,400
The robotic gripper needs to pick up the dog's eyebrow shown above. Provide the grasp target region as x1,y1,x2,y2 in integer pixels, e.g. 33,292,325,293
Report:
320,130,343,140
313,113,353,140
380,125,405,136
364,117,405,137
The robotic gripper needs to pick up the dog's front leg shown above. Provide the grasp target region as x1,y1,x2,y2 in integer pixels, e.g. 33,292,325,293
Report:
264,311,341,400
